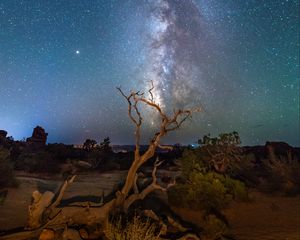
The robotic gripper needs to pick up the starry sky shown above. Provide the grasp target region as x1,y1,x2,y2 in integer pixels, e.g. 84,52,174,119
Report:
0,0,299,146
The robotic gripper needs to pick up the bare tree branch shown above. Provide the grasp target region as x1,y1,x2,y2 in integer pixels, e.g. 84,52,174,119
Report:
148,80,155,102
123,158,175,211
157,144,173,151
48,175,76,211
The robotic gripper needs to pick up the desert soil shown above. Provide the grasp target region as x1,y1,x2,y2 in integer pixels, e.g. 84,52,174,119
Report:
173,191,300,240
0,172,299,240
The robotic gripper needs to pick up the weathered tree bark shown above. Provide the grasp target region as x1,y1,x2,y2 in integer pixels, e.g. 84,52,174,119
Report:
0,83,199,240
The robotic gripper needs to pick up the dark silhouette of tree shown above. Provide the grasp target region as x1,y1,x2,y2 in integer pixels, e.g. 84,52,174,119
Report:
83,139,97,151
99,137,112,153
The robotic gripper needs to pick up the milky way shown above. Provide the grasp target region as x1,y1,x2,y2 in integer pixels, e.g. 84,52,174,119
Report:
143,0,210,110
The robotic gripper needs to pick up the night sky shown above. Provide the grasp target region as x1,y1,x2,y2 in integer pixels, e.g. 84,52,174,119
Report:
0,0,299,146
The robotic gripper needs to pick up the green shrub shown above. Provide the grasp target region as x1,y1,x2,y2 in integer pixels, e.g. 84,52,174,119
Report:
168,172,247,212
169,136,249,213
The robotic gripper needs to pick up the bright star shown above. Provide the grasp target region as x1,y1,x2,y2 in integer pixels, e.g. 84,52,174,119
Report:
75,50,80,54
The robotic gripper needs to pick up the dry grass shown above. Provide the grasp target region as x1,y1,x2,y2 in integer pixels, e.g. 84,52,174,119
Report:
104,214,161,240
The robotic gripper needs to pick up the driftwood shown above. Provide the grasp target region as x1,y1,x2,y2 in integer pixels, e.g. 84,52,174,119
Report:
0,83,199,240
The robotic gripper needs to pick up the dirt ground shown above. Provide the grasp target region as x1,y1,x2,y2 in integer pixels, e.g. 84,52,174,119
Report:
173,191,300,240
0,172,299,240
225,191,300,240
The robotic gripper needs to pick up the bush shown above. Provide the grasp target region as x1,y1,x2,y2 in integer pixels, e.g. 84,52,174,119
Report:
170,141,248,212
168,172,248,212
104,214,161,240
202,214,229,240
0,147,17,188
16,151,60,173
230,153,260,187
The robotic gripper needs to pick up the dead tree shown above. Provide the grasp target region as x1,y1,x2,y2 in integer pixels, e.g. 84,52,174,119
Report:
0,83,199,240
115,83,199,208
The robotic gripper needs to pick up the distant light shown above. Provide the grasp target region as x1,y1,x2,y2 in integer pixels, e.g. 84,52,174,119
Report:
76,50,80,54
191,143,199,149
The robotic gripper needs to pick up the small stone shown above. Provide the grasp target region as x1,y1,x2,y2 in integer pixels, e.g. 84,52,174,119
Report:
62,228,82,240
79,228,89,239
39,229,55,240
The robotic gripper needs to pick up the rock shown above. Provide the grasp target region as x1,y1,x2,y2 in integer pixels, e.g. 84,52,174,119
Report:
74,160,92,169
0,130,8,145
62,228,82,240
26,126,48,146
265,141,293,156
79,228,89,239
0,130,7,139
39,229,55,240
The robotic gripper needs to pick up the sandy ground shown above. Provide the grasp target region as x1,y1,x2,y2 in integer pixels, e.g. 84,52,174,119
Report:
225,192,300,240
0,173,299,240
173,191,300,240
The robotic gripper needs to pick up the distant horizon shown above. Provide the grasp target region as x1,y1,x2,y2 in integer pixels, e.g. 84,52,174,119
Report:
2,126,299,148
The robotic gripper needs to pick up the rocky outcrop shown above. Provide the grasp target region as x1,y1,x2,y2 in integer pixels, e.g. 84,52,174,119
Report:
0,130,7,139
26,126,48,146
0,130,8,145
243,141,299,163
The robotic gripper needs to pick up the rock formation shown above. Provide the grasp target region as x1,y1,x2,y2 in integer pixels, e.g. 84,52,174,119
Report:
26,126,48,146
0,130,8,145
0,130,7,139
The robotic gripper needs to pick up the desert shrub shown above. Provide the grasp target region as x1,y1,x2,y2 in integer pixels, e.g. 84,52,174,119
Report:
197,132,243,173
168,172,248,212
87,149,104,169
202,214,229,240
171,138,248,212
16,151,60,173
180,148,208,178
0,147,17,188
104,214,161,240
46,143,82,162
229,153,260,187
87,149,116,171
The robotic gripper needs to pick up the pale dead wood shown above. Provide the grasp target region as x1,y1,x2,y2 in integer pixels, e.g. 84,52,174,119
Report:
26,175,76,230
48,175,76,211
158,144,173,151
123,159,175,211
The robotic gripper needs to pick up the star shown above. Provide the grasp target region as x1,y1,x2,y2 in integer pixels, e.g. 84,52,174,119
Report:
75,50,80,55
